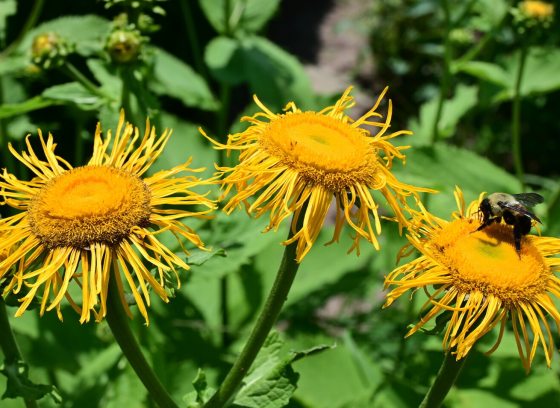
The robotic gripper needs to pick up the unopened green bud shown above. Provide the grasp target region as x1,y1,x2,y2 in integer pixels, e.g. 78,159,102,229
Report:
31,32,70,69
106,29,142,64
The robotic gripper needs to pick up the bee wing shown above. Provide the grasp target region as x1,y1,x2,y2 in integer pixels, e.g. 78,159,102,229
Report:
498,201,542,223
512,192,544,207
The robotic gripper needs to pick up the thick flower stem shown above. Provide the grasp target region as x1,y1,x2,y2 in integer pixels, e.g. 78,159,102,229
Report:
419,352,468,408
105,278,179,408
204,226,302,408
0,298,38,408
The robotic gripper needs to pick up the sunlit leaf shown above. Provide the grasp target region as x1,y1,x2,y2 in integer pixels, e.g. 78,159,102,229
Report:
150,47,218,111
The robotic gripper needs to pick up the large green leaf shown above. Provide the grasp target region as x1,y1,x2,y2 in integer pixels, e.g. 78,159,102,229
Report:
408,84,478,145
205,35,315,109
205,36,245,84
291,333,383,408
457,47,560,102
199,0,280,34
392,143,521,218
150,47,218,111
452,61,509,87
234,331,330,408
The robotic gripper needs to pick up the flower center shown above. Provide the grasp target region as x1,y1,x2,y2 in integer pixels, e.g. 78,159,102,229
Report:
431,218,549,304
259,112,381,191
28,165,151,248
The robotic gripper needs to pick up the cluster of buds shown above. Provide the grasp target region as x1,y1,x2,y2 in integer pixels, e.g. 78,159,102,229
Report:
31,32,72,69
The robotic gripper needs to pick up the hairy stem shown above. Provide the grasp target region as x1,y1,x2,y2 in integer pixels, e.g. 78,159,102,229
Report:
419,352,468,408
105,278,179,408
205,223,302,407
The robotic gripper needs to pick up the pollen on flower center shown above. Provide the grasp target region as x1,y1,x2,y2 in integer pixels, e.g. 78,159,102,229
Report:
431,218,549,303
28,165,151,248
260,112,379,190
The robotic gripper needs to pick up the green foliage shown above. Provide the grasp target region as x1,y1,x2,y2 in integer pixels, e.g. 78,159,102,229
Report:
0,0,559,407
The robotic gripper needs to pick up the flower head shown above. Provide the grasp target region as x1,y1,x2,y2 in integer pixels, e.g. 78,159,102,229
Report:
202,87,431,262
0,112,215,323
520,0,554,20
512,1,554,30
384,187,560,372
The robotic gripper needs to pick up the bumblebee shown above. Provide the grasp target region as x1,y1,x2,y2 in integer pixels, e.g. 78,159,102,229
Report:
476,192,544,252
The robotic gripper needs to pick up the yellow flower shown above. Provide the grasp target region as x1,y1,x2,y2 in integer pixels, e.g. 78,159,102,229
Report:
384,187,560,372
520,1,554,20
0,112,215,324
202,87,431,262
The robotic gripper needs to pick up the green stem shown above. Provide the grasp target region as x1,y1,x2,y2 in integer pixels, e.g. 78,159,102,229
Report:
105,278,179,408
60,62,111,100
512,46,528,190
224,0,232,36
0,77,17,178
220,273,231,348
430,0,452,145
0,0,45,58
178,0,208,81
0,298,39,408
204,224,302,408
419,352,468,408
454,13,506,67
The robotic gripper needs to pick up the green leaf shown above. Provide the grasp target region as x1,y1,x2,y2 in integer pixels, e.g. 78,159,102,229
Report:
198,0,227,33
240,36,314,108
205,36,245,84
291,334,383,408
236,0,281,33
17,15,111,56
105,365,148,408
516,47,560,97
150,47,218,111
0,96,61,119
147,112,218,180
392,143,521,217
184,369,214,407
1,360,61,403
87,59,122,97
205,35,315,109
471,0,508,29
0,0,16,42
453,61,510,87
0,54,28,76
41,82,101,109
187,248,227,266
458,48,560,103
199,0,280,34
234,331,331,408
408,85,478,145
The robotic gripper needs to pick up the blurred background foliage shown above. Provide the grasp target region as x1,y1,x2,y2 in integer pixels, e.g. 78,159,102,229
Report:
0,0,559,407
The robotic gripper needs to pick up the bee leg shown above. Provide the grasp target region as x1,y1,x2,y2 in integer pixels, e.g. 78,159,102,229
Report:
476,216,501,231
513,216,532,254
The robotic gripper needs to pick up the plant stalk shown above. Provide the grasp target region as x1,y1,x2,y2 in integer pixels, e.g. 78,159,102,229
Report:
204,223,302,408
419,352,468,408
60,62,111,100
430,0,452,144
512,46,528,190
105,278,179,408
0,298,39,408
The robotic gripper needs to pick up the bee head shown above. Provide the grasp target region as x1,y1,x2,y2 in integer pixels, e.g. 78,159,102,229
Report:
479,198,492,219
